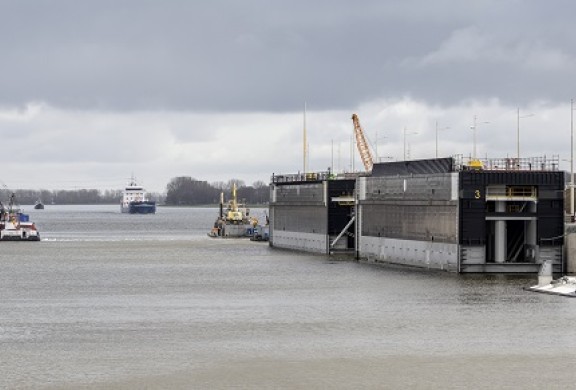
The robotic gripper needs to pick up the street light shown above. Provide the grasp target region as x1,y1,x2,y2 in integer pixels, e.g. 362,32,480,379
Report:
470,115,489,160
571,99,575,218
403,127,418,161
517,107,534,164
373,130,388,163
435,121,450,158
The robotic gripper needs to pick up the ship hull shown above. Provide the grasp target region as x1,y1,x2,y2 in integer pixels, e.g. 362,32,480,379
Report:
0,233,41,241
208,222,254,238
122,201,156,214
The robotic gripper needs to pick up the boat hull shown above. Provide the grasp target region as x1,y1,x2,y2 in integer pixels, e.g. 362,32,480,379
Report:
0,233,41,241
123,201,156,214
208,223,254,238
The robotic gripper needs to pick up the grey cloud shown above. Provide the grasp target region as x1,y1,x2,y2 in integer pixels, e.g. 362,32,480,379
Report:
1,0,575,112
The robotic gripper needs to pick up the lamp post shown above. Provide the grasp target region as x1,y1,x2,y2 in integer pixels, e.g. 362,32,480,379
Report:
571,99,575,218
303,102,307,174
435,121,450,158
373,130,388,162
470,115,489,160
517,107,534,166
403,127,418,161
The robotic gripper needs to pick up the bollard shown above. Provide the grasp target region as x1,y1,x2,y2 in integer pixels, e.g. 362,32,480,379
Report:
538,260,553,286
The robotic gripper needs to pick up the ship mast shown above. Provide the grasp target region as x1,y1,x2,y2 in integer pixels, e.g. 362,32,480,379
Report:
231,183,238,212
303,102,308,174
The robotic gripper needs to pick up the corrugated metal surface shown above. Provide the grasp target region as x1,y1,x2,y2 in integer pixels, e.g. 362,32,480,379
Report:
371,157,454,177
365,173,455,201
360,172,458,243
270,205,328,234
360,202,457,243
271,183,325,205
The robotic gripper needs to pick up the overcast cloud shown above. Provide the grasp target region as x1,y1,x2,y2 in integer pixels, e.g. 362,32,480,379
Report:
1,0,575,193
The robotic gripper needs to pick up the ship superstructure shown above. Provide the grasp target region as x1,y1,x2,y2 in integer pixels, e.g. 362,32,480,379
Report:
120,177,156,214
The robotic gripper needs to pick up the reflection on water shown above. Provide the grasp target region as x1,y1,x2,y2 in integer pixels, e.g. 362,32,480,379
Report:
1,206,576,389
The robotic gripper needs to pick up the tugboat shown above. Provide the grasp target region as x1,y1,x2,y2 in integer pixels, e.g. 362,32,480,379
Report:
0,193,41,241
34,199,44,209
120,177,156,214
208,183,258,238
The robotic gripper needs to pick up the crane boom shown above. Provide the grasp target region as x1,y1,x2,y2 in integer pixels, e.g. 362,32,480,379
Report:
351,113,374,172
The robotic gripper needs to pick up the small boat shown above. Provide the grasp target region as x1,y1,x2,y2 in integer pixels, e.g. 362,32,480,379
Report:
120,177,156,214
34,200,44,209
208,184,259,238
0,193,41,241
250,223,270,241
250,211,270,241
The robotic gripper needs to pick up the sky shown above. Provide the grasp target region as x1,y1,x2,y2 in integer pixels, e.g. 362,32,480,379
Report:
1,0,576,193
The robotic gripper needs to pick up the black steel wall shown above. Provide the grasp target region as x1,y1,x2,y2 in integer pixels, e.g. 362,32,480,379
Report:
459,170,565,246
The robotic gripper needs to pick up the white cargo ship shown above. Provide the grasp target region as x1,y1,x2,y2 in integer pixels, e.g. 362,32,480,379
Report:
120,177,156,214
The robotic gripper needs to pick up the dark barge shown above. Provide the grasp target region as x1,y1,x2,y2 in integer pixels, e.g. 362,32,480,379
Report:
269,156,565,273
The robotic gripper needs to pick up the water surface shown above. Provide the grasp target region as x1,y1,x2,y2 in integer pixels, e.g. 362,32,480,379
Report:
1,205,575,389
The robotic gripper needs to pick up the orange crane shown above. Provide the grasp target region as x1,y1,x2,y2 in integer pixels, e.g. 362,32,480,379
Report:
351,113,374,172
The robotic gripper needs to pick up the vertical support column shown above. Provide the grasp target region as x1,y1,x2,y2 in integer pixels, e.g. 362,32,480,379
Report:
494,201,507,263
355,177,366,260
527,202,537,246
526,201,538,263
324,181,329,255
355,202,361,260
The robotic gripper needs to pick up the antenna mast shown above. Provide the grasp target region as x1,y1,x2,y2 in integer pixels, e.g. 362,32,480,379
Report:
303,102,308,174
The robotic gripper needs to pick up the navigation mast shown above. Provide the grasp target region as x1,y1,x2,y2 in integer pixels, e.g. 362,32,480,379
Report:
303,102,308,174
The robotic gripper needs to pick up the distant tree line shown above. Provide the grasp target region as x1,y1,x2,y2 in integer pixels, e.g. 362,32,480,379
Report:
0,189,126,205
165,177,269,206
0,177,269,206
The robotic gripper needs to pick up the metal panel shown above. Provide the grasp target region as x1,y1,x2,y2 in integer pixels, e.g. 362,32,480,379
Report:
361,202,457,243
359,236,459,271
270,204,328,234
371,157,454,177
271,183,325,205
360,172,458,244
270,231,328,254
460,245,486,264
364,173,456,201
